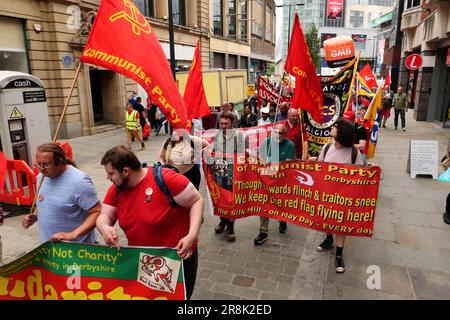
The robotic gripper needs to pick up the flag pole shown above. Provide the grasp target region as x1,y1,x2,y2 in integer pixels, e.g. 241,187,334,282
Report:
28,62,83,216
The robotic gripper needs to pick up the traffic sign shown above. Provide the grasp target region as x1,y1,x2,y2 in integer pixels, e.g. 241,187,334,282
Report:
405,54,423,70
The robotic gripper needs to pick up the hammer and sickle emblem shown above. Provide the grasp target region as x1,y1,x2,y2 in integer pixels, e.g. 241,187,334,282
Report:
189,56,197,71
109,0,152,36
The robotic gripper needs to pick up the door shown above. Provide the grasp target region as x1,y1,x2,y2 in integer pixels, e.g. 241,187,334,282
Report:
89,70,104,123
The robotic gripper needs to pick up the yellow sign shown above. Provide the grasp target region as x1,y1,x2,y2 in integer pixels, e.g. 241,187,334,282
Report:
109,0,152,36
9,107,24,119
247,84,255,97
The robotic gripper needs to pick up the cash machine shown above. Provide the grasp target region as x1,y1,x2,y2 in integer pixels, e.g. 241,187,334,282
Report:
0,71,51,167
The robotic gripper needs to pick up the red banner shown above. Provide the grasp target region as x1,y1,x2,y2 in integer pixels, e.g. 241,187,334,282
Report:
327,0,344,20
184,40,211,124
80,0,188,128
257,77,291,109
204,158,381,237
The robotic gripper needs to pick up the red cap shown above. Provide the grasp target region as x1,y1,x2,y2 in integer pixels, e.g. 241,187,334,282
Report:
343,111,355,121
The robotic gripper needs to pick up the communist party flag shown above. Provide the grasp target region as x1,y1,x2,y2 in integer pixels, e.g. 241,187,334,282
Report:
363,88,383,159
184,41,211,125
359,64,378,89
284,12,323,124
80,0,187,128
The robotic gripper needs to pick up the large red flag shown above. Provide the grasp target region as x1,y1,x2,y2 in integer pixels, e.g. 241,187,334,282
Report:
359,63,378,89
184,41,211,121
80,0,187,128
284,12,323,124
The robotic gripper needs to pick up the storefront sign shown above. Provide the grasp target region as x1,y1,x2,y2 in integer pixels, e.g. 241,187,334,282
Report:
405,54,423,70
409,140,438,179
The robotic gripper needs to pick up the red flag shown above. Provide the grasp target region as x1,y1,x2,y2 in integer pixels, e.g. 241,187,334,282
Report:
184,41,211,121
80,0,187,128
383,69,391,89
284,12,323,124
359,64,378,89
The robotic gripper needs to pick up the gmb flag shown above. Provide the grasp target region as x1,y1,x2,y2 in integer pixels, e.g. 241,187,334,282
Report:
80,0,188,128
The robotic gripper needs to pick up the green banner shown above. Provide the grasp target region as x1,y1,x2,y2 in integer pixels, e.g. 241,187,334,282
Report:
0,242,185,300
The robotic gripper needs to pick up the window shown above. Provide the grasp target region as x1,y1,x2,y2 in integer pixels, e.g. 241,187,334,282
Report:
0,17,28,73
240,56,248,69
228,54,237,69
240,0,248,42
134,0,154,18
265,6,272,41
214,52,225,68
228,0,236,39
404,0,421,9
349,11,364,28
213,0,223,36
172,0,186,26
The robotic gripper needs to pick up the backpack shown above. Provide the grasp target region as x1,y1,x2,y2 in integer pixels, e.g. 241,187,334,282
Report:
141,161,180,206
323,143,358,164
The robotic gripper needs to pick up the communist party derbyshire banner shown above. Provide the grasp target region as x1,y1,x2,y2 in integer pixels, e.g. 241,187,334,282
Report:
0,242,185,300
80,0,188,128
304,58,358,156
257,77,291,109
205,158,381,237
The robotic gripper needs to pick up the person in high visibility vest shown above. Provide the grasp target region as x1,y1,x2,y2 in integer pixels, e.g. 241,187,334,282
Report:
125,102,145,151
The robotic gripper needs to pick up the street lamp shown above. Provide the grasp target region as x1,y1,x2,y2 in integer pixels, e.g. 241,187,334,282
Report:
168,0,176,79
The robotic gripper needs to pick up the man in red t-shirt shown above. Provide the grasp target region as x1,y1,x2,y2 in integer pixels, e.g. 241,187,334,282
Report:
97,146,203,300
280,108,308,161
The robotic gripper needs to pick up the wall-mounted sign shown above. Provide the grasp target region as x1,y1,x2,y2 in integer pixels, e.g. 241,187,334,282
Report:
405,54,423,71
326,0,343,20
62,54,74,68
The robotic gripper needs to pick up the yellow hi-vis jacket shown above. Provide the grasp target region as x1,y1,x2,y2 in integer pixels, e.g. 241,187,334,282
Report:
125,110,140,130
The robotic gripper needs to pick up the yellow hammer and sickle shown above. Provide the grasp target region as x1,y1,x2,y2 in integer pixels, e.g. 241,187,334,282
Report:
109,0,152,36
189,56,197,71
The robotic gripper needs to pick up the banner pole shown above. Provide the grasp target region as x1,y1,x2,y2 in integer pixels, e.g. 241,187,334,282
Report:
28,62,83,216
344,53,360,114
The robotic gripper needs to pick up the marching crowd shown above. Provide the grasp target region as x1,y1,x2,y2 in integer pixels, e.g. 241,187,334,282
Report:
11,86,449,300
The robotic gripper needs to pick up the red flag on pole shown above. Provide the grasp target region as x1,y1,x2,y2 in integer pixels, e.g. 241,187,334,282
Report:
359,63,378,89
80,0,188,128
284,12,323,124
184,41,211,121
383,68,391,89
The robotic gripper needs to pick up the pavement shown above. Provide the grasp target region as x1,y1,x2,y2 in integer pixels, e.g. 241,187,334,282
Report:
1,111,450,300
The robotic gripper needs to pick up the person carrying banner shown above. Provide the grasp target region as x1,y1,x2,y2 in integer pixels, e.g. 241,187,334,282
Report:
280,108,308,161
309,119,364,273
342,111,368,164
210,112,249,242
381,88,395,128
254,123,296,245
97,146,203,300
125,102,146,150
393,86,408,131
22,143,101,243
159,128,210,190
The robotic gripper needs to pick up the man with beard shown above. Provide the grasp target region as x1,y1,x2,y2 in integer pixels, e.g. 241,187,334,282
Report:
97,146,203,300
280,109,308,161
